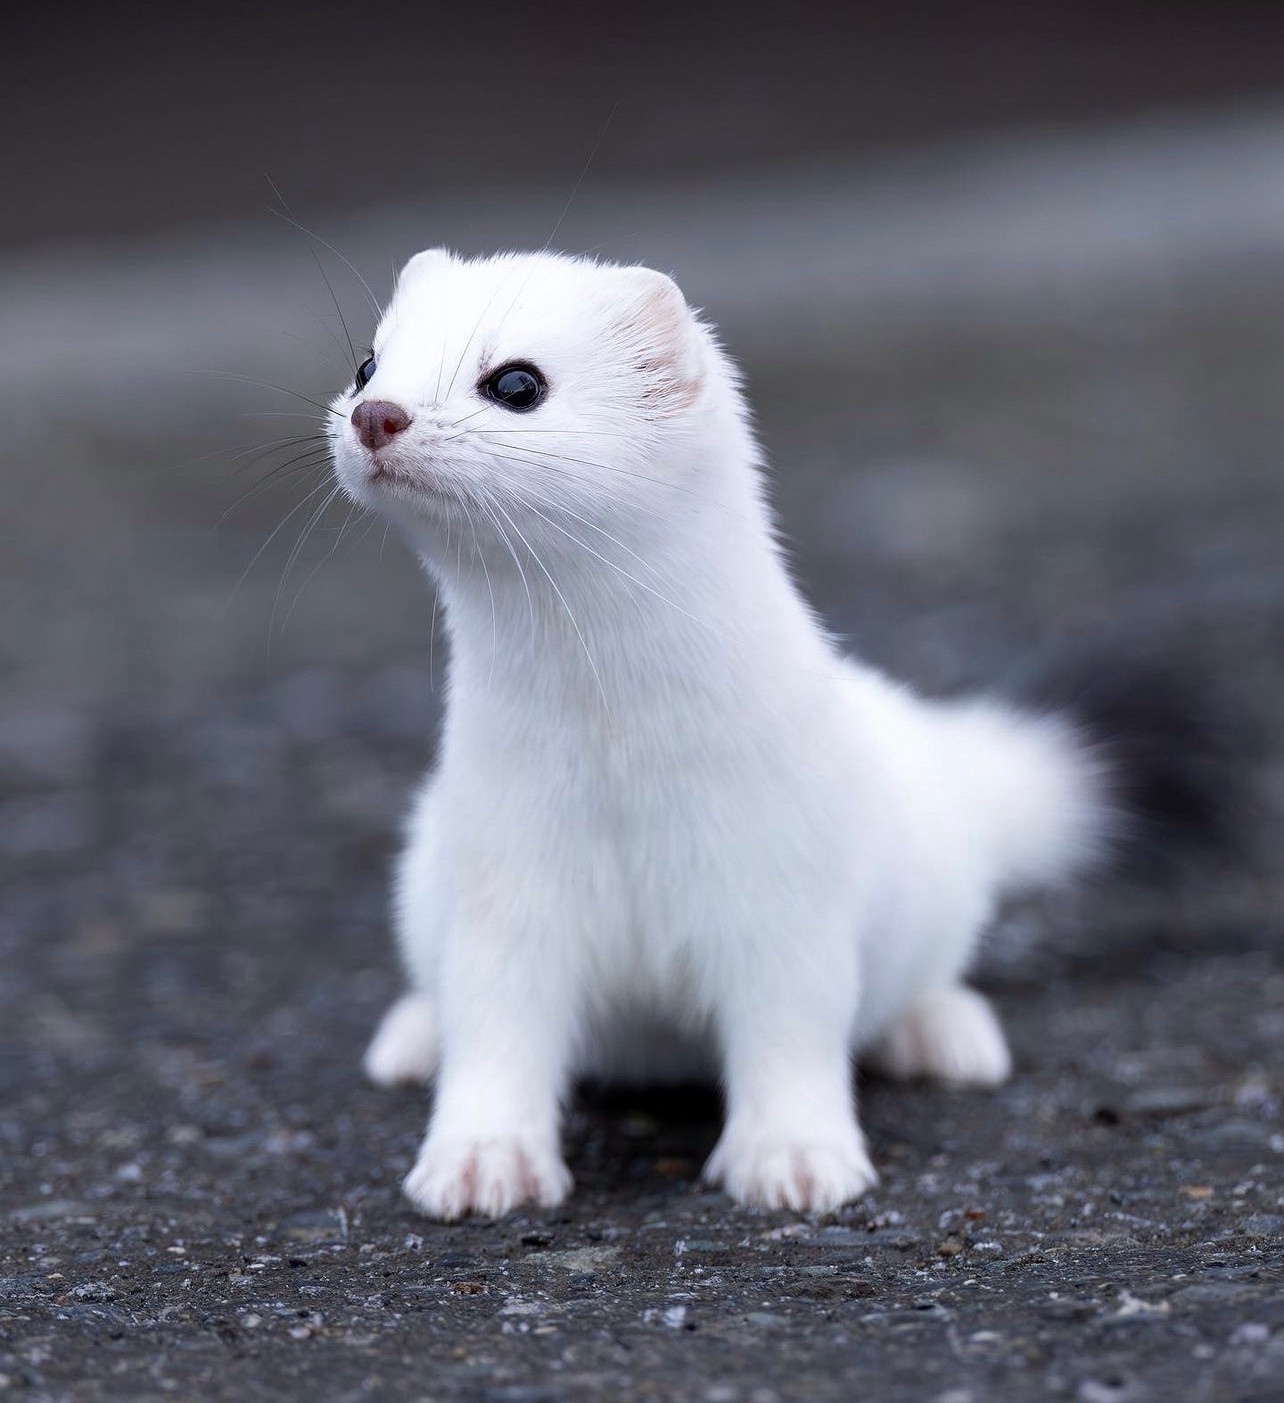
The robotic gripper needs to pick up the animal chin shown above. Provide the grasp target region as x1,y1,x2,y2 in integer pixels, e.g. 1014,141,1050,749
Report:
365,453,420,489
365,455,458,507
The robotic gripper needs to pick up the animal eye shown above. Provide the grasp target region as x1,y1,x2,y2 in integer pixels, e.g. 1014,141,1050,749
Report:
481,363,546,411
354,355,377,390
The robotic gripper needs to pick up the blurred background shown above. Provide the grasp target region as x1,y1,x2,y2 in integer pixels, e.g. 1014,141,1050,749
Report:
2,2,1283,1391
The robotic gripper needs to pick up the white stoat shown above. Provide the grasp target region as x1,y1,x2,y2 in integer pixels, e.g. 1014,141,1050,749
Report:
325,249,1125,1219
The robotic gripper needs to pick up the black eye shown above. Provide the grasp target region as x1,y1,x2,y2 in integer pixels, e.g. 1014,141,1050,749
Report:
482,363,546,411
355,355,377,390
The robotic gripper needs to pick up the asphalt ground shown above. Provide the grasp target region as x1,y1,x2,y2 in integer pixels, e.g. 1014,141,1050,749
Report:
2,113,1283,1401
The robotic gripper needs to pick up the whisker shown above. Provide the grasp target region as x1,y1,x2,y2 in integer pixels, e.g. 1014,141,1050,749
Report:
200,370,345,419
229,434,327,473
239,410,334,423
226,445,332,501
476,497,536,648
280,498,370,631
433,107,614,412
483,454,668,582
466,498,499,686
169,431,320,480
435,305,448,405
238,445,332,485
218,453,331,524
279,548,337,634
266,200,384,321
430,508,457,692
489,497,611,723
350,510,384,550
480,437,744,519
505,485,648,626
481,447,672,525
278,481,344,590
542,101,618,255
506,486,721,638
330,496,367,555
445,263,520,400
226,477,334,606
271,483,345,637
308,248,360,372
428,580,441,693
280,323,352,378
440,405,498,441
538,496,670,587
450,427,631,439
468,105,621,390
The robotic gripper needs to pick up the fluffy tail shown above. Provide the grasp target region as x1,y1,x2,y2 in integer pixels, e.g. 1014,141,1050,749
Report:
1004,653,1246,886
939,654,1244,898
1017,658,1244,881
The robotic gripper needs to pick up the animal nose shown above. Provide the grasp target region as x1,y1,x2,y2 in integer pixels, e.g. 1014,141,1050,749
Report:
351,399,412,452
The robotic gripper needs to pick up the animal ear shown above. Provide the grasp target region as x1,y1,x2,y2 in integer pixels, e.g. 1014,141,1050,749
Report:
400,247,456,283
611,266,704,415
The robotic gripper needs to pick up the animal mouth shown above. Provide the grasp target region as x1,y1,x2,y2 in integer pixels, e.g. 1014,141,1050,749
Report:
364,449,414,484
362,452,462,507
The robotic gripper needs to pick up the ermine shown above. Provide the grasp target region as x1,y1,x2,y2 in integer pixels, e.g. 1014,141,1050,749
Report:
327,249,1220,1219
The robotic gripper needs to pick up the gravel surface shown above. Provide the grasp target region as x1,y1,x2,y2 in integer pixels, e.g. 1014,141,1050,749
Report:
3,151,1284,1399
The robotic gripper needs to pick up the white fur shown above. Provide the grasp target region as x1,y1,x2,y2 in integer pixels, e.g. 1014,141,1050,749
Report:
327,250,1111,1219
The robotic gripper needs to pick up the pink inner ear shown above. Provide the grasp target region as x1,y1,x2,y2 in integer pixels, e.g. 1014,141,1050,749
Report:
627,282,703,413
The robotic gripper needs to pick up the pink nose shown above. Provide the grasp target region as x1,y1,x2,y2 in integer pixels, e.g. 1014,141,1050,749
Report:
351,399,411,452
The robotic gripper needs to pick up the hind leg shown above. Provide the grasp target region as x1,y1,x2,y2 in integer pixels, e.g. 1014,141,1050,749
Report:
866,985,1011,1087
364,991,440,1086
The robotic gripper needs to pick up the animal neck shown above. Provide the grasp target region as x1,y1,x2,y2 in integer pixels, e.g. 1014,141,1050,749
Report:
405,428,832,725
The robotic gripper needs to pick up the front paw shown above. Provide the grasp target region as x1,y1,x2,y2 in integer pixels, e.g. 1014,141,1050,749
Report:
403,1134,572,1220
703,1126,878,1213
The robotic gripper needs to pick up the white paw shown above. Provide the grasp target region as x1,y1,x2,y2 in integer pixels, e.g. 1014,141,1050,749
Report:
870,985,1012,1087
703,1126,878,1212
364,993,439,1087
403,1134,572,1220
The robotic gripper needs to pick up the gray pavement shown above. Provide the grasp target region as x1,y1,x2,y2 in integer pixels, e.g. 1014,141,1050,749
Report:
2,110,1283,1400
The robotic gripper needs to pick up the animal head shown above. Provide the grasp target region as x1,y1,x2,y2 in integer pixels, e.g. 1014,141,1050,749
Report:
329,250,729,543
